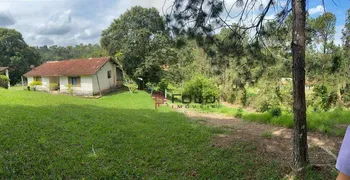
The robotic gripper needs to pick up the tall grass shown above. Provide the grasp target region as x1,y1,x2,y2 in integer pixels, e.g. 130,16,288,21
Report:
242,109,349,136
194,102,349,136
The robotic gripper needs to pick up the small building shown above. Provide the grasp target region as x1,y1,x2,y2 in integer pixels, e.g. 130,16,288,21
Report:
23,57,123,96
0,67,10,88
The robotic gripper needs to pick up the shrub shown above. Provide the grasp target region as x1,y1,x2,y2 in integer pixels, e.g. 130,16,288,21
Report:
0,75,10,89
311,85,338,111
125,82,138,93
257,101,271,112
228,93,236,104
49,83,59,91
157,79,169,94
30,81,42,86
183,74,218,103
233,108,243,118
30,81,42,91
269,107,282,117
239,88,247,107
65,84,74,95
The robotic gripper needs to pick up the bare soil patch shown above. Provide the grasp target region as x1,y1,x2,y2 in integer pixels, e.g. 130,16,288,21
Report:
177,108,343,168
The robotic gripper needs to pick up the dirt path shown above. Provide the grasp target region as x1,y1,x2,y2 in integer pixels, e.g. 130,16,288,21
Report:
177,108,343,168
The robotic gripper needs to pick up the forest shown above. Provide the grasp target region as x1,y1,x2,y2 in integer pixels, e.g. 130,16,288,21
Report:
0,1,350,172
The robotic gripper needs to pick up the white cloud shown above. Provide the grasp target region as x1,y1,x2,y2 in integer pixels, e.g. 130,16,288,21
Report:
334,25,344,45
308,5,324,15
74,28,101,40
26,34,55,46
37,10,72,35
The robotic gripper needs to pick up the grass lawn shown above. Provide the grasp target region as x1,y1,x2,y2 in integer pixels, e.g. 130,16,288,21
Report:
0,88,290,179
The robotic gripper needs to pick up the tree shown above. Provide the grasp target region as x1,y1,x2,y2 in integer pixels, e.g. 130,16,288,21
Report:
310,12,336,54
101,6,169,83
343,9,350,57
291,0,308,168
36,44,108,62
0,28,41,85
167,0,309,169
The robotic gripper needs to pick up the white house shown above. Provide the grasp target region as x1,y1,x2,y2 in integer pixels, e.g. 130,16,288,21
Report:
23,57,123,96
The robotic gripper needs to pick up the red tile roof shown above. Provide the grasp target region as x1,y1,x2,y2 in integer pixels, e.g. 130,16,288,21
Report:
24,57,112,77
0,67,8,72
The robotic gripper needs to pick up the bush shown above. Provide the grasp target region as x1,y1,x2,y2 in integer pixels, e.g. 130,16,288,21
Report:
0,75,10,89
30,81,42,91
183,74,218,103
125,83,138,93
49,83,59,91
257,101,270,112
30,81,42,86
65,84,74,95
269,107,282,117
234,108,243,118
311,85,338,111
157,79,169,93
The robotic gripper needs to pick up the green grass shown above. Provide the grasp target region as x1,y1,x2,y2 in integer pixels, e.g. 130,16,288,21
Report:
242,110,349,136
194,102,349,136
193,105,243,117
0,88,288,179
261,131,274,139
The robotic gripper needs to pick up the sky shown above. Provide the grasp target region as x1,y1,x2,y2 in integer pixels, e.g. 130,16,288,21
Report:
0,0,348,47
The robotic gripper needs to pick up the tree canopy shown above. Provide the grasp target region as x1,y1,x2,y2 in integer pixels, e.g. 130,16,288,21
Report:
0,28,41,85
101,6,170,83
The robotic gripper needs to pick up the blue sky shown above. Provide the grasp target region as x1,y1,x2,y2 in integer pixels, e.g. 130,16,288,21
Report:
0,0,348,46
307,0,350,45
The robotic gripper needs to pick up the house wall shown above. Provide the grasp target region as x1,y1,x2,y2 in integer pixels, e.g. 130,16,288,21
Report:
92,61,122,95
27,77,33,85
27,76,50,92
59,76,93,96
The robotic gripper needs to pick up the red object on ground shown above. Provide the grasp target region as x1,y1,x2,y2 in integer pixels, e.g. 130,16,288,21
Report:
152,92,166,109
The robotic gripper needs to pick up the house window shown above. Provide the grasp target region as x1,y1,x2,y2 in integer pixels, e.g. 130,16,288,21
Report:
107,70,111,79
68,77,81,87
34,76,42,82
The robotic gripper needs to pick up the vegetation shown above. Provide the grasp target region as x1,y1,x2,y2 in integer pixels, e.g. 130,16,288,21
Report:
0,88,292,179
0,1,349,174
0,75,10,89
65,84,74,95
101,6,172,84
29,81,43,91
125,82,138,93
49,83,59,91
183,74,218,101
35,44,107,62
0,28,41,85
261,131,274,139
194,103,348,136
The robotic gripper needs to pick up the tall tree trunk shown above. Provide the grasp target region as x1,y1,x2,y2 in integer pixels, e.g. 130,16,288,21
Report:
291,0,308,169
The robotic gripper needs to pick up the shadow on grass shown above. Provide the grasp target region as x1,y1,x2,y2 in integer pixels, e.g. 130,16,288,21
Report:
0,104,292,179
